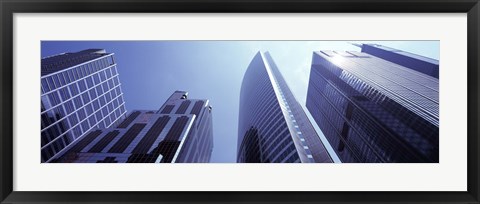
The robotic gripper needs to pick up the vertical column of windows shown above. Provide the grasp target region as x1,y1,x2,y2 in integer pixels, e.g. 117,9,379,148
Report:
106,67,112,79
88,130,120,153
58,87,71,101
190,101,205,116
41,78,49,93
117,111,141,128
154,116,190,163
132,116,171,154
175,100,191,114
108,123,146,153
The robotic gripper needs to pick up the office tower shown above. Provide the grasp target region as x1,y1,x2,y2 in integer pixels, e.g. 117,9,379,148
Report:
54,91,213,163
237,51,333,163
41,49,127,162
356,43,439,78
306,48,439,163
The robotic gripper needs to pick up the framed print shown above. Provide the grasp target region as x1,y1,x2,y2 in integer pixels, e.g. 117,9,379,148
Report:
1,0,479,203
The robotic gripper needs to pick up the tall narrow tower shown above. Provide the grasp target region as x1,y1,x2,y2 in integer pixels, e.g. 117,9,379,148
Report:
237,52,332,163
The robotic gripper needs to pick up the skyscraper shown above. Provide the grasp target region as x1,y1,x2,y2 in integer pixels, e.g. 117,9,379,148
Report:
54,91,213,163
41,49,127,163
306,47,439,163
237,51,332,163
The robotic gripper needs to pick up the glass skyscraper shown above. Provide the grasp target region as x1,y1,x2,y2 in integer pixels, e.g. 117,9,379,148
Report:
237,51,332,163
306,47,439,163
41,49,127,162
54,91,213,163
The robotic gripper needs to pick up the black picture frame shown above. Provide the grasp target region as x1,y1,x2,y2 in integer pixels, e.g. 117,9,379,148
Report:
1,0,479,203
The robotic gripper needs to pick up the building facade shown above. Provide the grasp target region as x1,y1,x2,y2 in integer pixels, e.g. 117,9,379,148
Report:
41,49,127,162
358,43,439,78
306,48,439,163
237,52,332,163
54,91,213,163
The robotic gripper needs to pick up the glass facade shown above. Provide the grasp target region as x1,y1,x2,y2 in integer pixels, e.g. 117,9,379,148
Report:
237,52,333,163
360,44,439,78
306,49,439,163
41,49,127,162
54,91,214,163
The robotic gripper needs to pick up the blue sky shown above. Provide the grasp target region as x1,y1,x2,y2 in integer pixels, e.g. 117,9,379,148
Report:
41,41,439,163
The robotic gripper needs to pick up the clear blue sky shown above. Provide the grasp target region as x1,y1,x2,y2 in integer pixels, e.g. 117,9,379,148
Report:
41,41,439,163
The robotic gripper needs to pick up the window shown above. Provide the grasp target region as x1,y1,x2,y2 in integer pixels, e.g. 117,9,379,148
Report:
73,96,83,109
96,86,103,96
86,76,94,87
63,72,71,84
76,66,83,77
64,100,74,113
89,63,97,72
46,77,55,90
85,103,94,115
113,76,119,86
102,58,108,68
69,113,79,126
78,80,87,92
89,88,97,99
69,84,79,96
102,83,109,92
106,68,112,79
73,68,80,80
54,106,65,120
110,114,116,124
110,89,117,98
82,92,90,104
59,87,71,101
92,100,100,110
81,120,90,133
88,115,96,126
108,103,114,112
41,78,50,93
104,117,111,127
52,74,61,88
105,91,112,102
83,64,90,74
113,98,119,107
73,125,82,136
77,108,86,120
93,74,100,84
108,80,114,89
99,95,106,106
117,97,123,106
48,92,61,106
95,111,103,121
67,70,75,81
115,109,121,118
99,71,106,81
58,73,66,86
102,107,108,116
87,63,93,74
